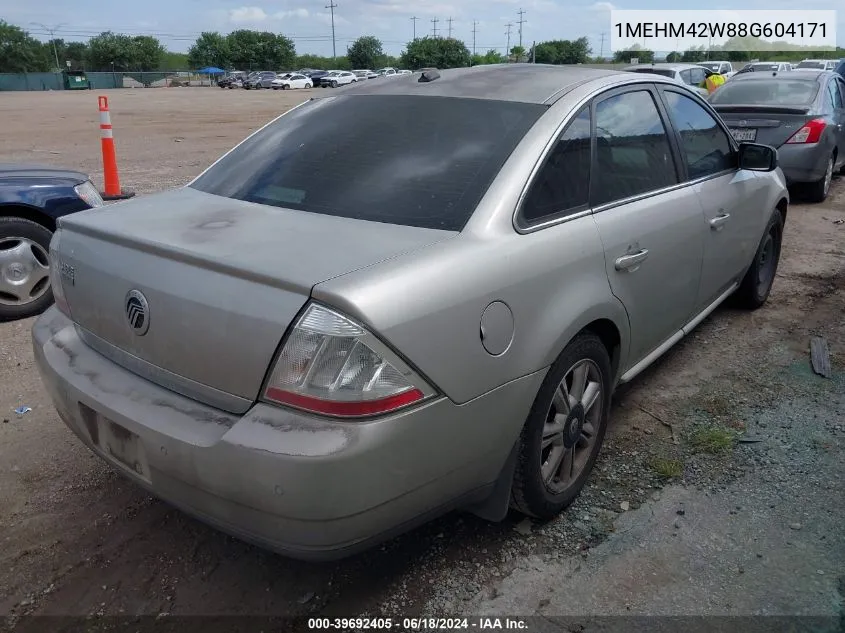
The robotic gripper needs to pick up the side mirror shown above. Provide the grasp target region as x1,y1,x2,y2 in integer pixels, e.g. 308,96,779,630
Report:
738,142,777,171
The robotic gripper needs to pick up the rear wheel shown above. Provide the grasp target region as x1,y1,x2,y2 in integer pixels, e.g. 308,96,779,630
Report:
733,209,783,309
510,333,612,519
305,83,312,89
0,217,54,321
807,154,834,203
331,80,338,88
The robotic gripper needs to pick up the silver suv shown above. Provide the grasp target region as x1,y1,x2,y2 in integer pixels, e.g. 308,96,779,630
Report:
35,65,788,560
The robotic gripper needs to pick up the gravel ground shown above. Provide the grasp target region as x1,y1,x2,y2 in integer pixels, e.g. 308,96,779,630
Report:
0,88,843,628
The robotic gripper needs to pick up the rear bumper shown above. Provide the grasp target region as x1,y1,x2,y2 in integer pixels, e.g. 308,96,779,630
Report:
777,144,831,185
32,307,543,560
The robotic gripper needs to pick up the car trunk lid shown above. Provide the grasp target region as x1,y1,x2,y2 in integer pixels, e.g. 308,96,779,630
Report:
56,187,454,413
713,105,815,147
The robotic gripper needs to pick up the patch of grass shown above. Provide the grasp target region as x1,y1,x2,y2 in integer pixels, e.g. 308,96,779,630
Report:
649,457,684,479
687,425,737,454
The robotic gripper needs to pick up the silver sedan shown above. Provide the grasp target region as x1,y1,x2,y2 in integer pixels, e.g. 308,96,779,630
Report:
34,64,788,560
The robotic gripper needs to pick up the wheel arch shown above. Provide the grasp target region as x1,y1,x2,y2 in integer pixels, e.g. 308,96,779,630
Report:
0,203,57,232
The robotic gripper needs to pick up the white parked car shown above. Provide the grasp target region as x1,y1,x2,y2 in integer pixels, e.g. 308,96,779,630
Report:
622,63,715,97
397,69,412,75
352,69,374,80
376,67,398,77
794,59,838,71
699,60,736,78
320,71,357,88
271,73,313,90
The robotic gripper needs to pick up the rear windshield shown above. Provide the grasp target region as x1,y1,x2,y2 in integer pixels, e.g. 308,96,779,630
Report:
796,61,825,69
190,95,545,231
749,63,780,72
627,68,675,78
709,79,819,105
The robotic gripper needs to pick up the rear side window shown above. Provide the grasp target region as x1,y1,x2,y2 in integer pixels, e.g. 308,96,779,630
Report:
191,95,545,231
663,91,735,179
592,90,677,206
827,81,843,109
521,106,591,224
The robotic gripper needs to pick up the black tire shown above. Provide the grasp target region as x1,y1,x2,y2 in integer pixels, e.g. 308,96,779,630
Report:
282,84,289,90
331,80,338,88
807,154,834,203
0,217,54,322
510,332,612,519
733,208,784,310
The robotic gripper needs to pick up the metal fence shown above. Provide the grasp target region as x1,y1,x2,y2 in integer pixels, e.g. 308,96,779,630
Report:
0,71,220,92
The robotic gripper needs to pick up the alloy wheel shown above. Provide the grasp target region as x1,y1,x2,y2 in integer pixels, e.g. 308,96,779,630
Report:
0,237,50,306
540,359,604,494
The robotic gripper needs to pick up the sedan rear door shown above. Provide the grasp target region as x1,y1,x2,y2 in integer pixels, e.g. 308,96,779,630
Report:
589,84,705,368
658,86,771,310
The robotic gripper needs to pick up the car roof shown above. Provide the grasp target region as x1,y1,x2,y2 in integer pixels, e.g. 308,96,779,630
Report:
333,64,633,104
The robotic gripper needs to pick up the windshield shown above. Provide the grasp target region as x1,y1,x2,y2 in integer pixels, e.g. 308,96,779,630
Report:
796,61,825,69
709,79,819,105
190,95,545,231
627,68,675,78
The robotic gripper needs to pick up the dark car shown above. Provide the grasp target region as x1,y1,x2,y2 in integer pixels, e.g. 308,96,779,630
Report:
709,70,845,202
218,72,246,89
244,71,277,89
305,70,330,85
836,59,845,80
0,164,102,320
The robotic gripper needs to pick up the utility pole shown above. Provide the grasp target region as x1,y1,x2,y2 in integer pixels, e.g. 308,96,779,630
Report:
505,23,513,60
472,21,478,56
410,16,418,40
431,17,439,38
447,17,454,39
325,1,337,59
517,8,526,49
31,22,65,70
599,32,606,60
532,41,536,63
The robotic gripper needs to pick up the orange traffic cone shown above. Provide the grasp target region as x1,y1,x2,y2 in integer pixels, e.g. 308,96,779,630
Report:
98,95,134,200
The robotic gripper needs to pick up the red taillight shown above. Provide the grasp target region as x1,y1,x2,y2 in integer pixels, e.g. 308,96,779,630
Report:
785,118,826,144
264,387,425,417
262,303,435,419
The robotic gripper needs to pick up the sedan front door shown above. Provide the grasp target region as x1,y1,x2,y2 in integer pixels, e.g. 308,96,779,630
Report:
658,87,770,310
590,85,705,368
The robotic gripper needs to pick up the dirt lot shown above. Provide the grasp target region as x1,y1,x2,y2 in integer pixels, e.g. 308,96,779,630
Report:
0,88,843,629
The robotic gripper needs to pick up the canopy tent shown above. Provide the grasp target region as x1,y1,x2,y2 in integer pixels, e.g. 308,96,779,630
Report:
196,66,226,75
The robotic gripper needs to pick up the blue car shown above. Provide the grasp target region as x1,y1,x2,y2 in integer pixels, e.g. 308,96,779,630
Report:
0,164,103,321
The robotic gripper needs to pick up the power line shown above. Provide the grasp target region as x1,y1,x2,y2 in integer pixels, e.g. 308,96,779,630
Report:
505,22,513,58
325,0,337,59
472,20,478,56
30,22,65,69
431,17,439,38
517,8,526,50
447,17,453,39
410,16,418,40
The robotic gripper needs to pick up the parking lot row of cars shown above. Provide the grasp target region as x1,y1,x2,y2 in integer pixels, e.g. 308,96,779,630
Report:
623,59,845,202
219,67,413,90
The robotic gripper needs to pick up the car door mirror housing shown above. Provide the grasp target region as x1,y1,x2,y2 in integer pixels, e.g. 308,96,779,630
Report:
738,143,777,171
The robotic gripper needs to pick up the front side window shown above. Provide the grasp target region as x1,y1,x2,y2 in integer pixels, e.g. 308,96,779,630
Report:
592,90,678,206
679,69,693,85
521,107,591,224
191,95,546,231
663,91,735,179
690,68,707,85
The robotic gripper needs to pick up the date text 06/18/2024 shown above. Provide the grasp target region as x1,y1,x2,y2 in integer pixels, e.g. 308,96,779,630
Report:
307,617,529,630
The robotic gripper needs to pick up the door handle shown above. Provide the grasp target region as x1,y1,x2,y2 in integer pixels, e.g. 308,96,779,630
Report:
614,249,649,271
709,213,731,230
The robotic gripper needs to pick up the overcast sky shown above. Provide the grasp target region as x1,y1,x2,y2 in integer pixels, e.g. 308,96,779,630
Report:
3,0,843,57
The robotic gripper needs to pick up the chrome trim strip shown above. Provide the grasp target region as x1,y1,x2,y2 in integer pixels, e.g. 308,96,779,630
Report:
619,282,739,384
619,331,683,384
682,283,738,335
75,326,252,415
